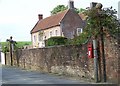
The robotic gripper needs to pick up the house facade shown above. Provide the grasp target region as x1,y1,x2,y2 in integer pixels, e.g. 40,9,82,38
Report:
31,0,84,48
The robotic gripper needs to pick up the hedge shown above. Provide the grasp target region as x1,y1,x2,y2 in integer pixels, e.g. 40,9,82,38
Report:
46,36,68,46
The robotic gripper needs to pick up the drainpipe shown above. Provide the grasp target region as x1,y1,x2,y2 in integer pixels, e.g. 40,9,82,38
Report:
93,39,99,82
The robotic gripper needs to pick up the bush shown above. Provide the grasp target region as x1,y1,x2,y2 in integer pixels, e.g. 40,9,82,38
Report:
1,42,9,53
71,32,91,45
46,36,68,46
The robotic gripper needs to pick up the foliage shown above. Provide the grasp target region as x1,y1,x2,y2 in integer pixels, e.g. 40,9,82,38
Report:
0,41,31,53
69,31,91,45
78,8,86,13
15,41,31,49
1,42,9,53
50,4,85,15
51,5,67,15
46,37,68,46
84,6,120,37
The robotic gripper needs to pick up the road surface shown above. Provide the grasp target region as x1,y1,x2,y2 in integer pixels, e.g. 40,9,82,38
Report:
0,65,118,86
1,65,83,84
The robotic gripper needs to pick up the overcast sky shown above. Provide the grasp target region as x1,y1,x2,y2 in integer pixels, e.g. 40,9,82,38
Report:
0,0,119,42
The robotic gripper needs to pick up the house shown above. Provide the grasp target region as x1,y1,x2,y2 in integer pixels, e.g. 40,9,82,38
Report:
31,0,85,48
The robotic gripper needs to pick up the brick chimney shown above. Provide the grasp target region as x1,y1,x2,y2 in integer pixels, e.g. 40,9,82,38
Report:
68,0,74,9
38,14,43,20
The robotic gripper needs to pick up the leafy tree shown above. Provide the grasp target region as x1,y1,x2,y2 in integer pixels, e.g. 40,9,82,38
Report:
84,5,119,38
50,4,85,15
68,4,120,45
51,5,67,15
78,8,86,13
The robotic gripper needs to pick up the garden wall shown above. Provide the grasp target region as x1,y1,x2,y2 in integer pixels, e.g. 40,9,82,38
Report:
5,36,119,84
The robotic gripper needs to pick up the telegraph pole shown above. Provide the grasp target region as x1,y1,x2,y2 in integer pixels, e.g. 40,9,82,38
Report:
96,3,107,82
93,39,99,82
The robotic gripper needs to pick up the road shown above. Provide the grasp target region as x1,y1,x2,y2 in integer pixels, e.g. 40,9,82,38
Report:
1,65,83,84
0,65,118,86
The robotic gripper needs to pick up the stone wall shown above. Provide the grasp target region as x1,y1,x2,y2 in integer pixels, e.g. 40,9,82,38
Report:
104,36,119,83
5,37,119,83
17,45,94,81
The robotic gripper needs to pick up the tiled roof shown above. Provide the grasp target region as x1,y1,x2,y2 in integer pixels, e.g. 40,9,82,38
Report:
31,10,69,33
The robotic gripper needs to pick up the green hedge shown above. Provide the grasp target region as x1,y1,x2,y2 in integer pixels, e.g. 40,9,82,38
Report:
46,36,67,46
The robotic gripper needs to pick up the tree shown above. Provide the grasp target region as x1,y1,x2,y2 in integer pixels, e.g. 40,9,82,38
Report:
79,8,86,13
51,5,67,15
50,4,85,15
83,3,120,82
84,5,119,38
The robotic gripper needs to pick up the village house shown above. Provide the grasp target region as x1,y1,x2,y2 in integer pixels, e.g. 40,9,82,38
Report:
31,0,85,48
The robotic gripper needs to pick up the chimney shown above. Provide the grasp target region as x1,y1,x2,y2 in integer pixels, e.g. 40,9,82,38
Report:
38,14,43,20
68,0,74,9
90,2,98,8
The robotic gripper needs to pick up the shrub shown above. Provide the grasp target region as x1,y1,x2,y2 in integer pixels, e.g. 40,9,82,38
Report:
71,32,91,45
46,36,68,46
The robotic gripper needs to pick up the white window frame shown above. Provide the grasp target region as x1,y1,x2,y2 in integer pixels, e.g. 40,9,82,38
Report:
33,35,36,43
55,30,58,36
50,31,52,37
77,28,83,36
39,34,43,41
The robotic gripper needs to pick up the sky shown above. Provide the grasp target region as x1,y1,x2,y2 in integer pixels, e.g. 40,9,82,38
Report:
0,0,119,42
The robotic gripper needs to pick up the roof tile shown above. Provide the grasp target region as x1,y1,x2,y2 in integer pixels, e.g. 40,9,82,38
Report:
31,10,69,33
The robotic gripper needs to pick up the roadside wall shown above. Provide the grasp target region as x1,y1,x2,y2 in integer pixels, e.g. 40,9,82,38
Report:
18,45,95,81
104,36,119,83
6,44,95,81
5,36,119,83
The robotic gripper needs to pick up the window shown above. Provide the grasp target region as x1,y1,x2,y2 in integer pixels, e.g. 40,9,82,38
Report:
55,30,58,36
33,35,36,43
77,28,83,36
39,31,44,41
39,34,43,41
50,31,52,37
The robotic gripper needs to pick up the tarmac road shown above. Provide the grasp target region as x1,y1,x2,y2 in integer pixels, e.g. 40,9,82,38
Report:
1,65,82,84
0,65,118,86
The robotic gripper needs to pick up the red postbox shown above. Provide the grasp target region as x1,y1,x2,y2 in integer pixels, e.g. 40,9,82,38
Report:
87,43,93,58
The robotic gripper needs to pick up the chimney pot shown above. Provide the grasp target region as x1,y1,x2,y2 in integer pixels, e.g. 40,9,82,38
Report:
38,14,43,20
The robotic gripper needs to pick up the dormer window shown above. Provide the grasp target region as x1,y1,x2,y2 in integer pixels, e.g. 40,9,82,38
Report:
77,28,83,36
